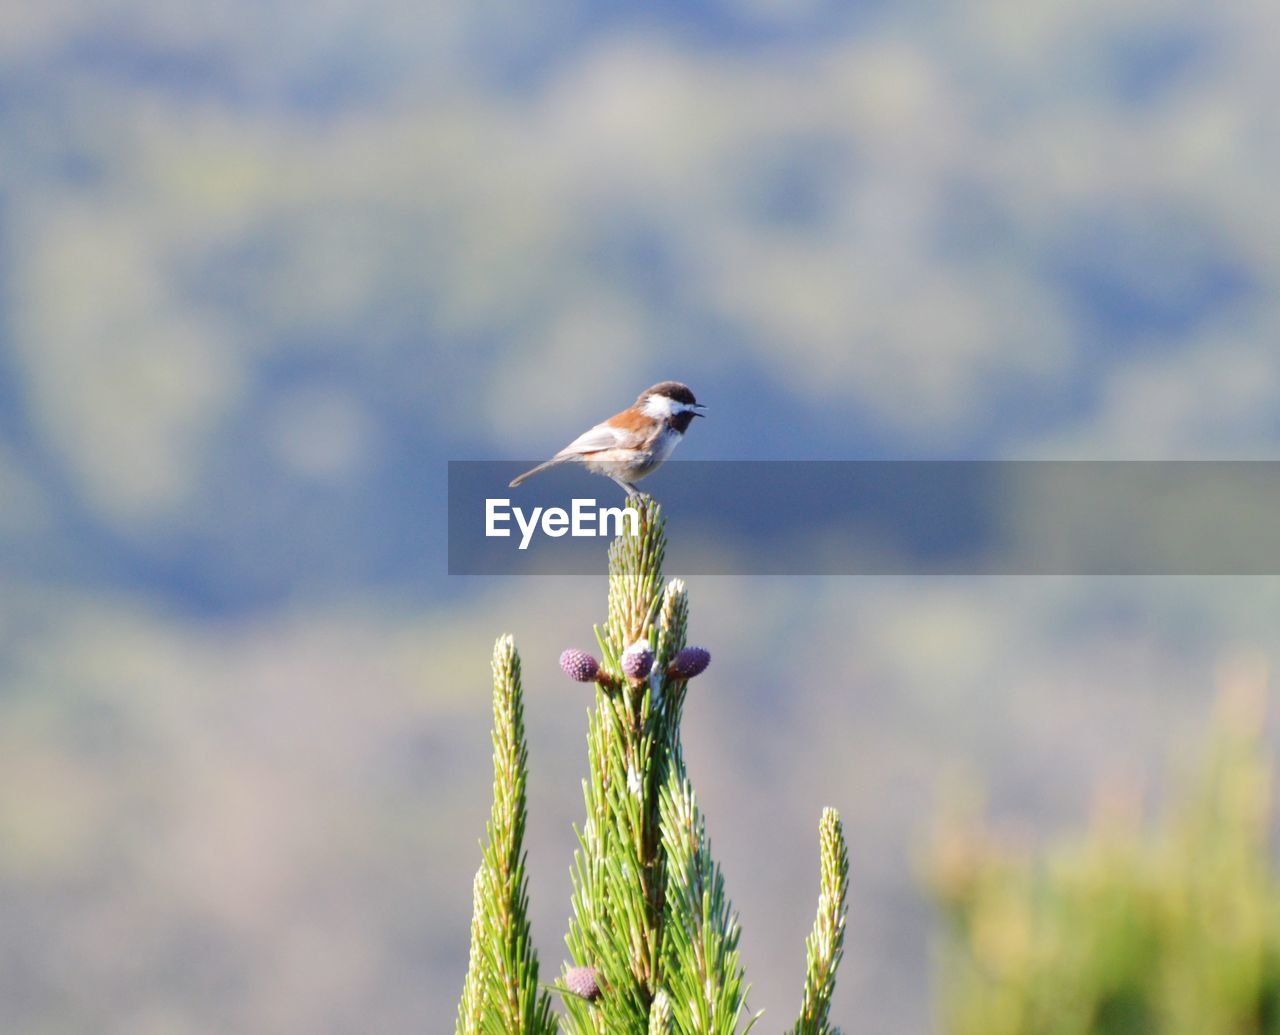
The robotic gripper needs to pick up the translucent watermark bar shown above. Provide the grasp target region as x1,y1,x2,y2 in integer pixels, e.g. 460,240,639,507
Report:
447,460,1280,575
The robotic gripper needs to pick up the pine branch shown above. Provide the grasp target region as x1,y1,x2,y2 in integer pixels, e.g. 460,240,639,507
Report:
454,635,555,1035
654,579,690,735
787,809,850,1035
564,499,670,1034
605,496,666,654
658,774,752,1035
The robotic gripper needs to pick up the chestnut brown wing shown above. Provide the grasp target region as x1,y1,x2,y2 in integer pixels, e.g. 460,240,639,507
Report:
552,414,651,459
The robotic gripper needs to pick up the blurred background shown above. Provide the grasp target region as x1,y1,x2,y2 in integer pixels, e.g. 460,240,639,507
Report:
2,1,1280,1032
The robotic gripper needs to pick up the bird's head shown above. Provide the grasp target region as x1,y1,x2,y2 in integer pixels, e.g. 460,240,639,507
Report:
637,382,706,431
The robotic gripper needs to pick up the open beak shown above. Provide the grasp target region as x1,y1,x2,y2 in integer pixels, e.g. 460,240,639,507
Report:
692,403,707,418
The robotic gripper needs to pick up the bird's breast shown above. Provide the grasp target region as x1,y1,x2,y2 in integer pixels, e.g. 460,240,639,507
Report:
648,427,683,464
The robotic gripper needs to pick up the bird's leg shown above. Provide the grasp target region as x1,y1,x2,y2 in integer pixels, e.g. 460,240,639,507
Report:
610,475,640,496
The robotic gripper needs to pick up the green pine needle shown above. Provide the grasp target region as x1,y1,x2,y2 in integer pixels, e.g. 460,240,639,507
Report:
787,809,850,1035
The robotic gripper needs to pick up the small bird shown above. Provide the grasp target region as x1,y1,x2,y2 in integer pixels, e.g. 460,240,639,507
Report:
509,381,705,495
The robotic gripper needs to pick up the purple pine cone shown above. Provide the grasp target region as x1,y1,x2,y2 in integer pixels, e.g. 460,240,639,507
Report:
564,965,601,1002
621,640,654,681
560,649,600,683
668,646,711,679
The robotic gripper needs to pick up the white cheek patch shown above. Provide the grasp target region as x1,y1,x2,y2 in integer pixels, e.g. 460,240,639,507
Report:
642,394,674,419
642,395,697,418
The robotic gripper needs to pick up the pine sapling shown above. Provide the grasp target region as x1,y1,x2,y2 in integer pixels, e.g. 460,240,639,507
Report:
457,497,850,1033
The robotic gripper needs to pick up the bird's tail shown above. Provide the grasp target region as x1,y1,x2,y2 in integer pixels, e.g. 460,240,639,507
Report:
509,458,565,488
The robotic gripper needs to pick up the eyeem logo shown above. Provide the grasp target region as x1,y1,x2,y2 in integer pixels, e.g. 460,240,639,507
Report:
486,498,640,550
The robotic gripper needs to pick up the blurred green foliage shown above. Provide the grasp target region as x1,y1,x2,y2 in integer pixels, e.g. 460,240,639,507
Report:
930,670,1280,1035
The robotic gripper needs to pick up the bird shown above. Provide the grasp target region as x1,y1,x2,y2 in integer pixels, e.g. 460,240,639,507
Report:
509,381,705,495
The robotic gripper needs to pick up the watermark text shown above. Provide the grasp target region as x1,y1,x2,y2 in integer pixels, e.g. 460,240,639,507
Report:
486,498,639,550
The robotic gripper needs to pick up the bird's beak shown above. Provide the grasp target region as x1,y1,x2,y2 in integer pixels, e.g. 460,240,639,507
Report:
692,404,707,418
